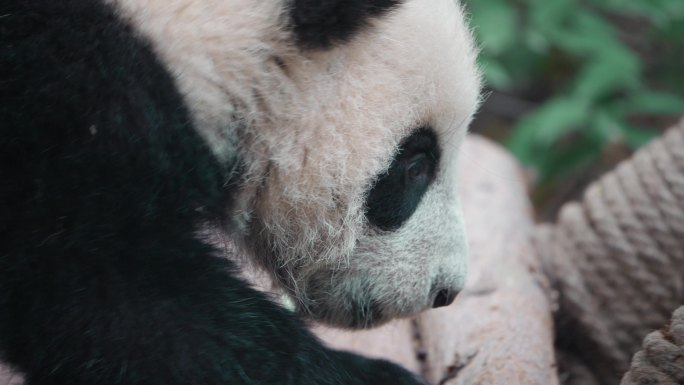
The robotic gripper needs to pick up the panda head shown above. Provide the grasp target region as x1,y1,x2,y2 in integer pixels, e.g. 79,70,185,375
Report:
116,0,481,328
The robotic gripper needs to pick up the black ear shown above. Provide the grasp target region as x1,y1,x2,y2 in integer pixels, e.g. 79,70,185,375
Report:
291,0,401,49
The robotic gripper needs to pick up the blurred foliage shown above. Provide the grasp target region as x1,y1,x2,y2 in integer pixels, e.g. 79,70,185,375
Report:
466,0,684,184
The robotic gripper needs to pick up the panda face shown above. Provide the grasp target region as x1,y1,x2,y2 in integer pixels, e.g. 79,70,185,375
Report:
113,0,480,328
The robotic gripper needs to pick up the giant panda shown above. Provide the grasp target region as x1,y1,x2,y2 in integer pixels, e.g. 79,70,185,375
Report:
0,0,481,383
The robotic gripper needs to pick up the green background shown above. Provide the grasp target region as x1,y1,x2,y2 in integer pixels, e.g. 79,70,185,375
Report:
466,0,684,218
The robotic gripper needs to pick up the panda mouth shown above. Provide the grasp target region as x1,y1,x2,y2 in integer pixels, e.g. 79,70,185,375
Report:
298,297,386,329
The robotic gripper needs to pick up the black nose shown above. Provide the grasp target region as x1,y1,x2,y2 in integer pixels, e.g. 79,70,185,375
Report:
432,289,457,308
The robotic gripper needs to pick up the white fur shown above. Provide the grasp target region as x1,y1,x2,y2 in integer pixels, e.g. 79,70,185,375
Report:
111,0,481,327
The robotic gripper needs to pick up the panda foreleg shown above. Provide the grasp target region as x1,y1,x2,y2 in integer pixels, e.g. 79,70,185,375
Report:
0,236,423,385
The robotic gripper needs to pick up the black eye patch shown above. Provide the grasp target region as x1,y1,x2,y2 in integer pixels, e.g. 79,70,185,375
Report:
364,127,440,231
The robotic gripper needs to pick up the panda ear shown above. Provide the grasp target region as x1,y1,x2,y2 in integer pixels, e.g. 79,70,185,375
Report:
290,0,402,49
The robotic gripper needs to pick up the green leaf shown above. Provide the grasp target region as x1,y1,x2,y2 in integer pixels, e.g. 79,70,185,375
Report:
507,97,591,165
622,91,684,115
595,0,684,25
478,56,514,89
529,0,573,36
551,11,620,56
469,0,519,55
538,137,603,182
589,111,623,143
620,125,660,148
571,47,641,100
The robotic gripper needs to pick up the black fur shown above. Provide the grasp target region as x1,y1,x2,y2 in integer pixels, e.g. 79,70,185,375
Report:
365,128,440,231
0,0,424,384
291,0,402,48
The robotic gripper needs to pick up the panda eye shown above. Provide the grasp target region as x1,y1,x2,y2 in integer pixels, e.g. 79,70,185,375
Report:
405,153,431,185
364,127,440,231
